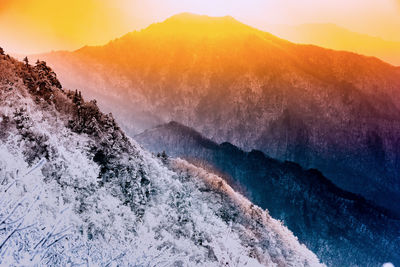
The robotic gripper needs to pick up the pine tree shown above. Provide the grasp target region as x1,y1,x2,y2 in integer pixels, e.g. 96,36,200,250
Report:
73,90,83,105
161,151,168,164
23,56,29,66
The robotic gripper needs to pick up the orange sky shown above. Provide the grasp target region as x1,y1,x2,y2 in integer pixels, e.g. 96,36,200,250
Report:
1,0,400,54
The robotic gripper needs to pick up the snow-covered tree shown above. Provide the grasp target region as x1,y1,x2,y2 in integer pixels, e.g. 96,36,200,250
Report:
0,53,325,266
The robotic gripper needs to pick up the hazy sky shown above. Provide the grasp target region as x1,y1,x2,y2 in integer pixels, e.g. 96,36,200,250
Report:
1,0,400,54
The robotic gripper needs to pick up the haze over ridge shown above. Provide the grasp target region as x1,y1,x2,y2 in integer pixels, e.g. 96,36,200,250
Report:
35,13,400,217
1,0,400,55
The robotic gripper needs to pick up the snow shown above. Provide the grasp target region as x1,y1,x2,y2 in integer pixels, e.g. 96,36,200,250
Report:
0,55,325,266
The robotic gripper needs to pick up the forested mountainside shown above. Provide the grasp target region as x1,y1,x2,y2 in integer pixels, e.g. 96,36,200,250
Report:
0,53,324,266
37,13,400,216
136,121,400,267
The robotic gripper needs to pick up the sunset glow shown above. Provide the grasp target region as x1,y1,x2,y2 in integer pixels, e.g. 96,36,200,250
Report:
1,0,400,265
1,0,400,58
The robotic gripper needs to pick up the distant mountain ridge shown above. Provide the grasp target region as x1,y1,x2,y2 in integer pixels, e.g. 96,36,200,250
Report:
267,23,400,66
36,13,400,215
135,121,400,267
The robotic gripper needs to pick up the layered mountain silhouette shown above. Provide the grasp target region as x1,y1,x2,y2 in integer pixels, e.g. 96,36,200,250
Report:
0,51,325,266
36,13,400,215
267,23,400,66
136,121,400,267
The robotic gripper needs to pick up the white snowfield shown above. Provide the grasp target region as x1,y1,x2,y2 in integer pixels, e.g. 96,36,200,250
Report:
0,57,324,266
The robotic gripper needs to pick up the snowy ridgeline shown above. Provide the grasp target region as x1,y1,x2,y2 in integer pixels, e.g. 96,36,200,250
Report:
0,55,324,266
0,146,323,266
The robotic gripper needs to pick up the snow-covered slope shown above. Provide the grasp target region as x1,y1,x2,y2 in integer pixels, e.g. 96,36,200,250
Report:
0,54,324,265
136,121,400,267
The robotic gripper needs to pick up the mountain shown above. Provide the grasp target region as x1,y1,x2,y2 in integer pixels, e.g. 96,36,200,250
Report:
266,23,400,66
35,13,400,216
0,52,325,265
135,121,400,267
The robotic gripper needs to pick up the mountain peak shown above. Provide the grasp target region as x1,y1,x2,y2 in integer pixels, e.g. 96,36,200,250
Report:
143,12,260,38
166,12,237,22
